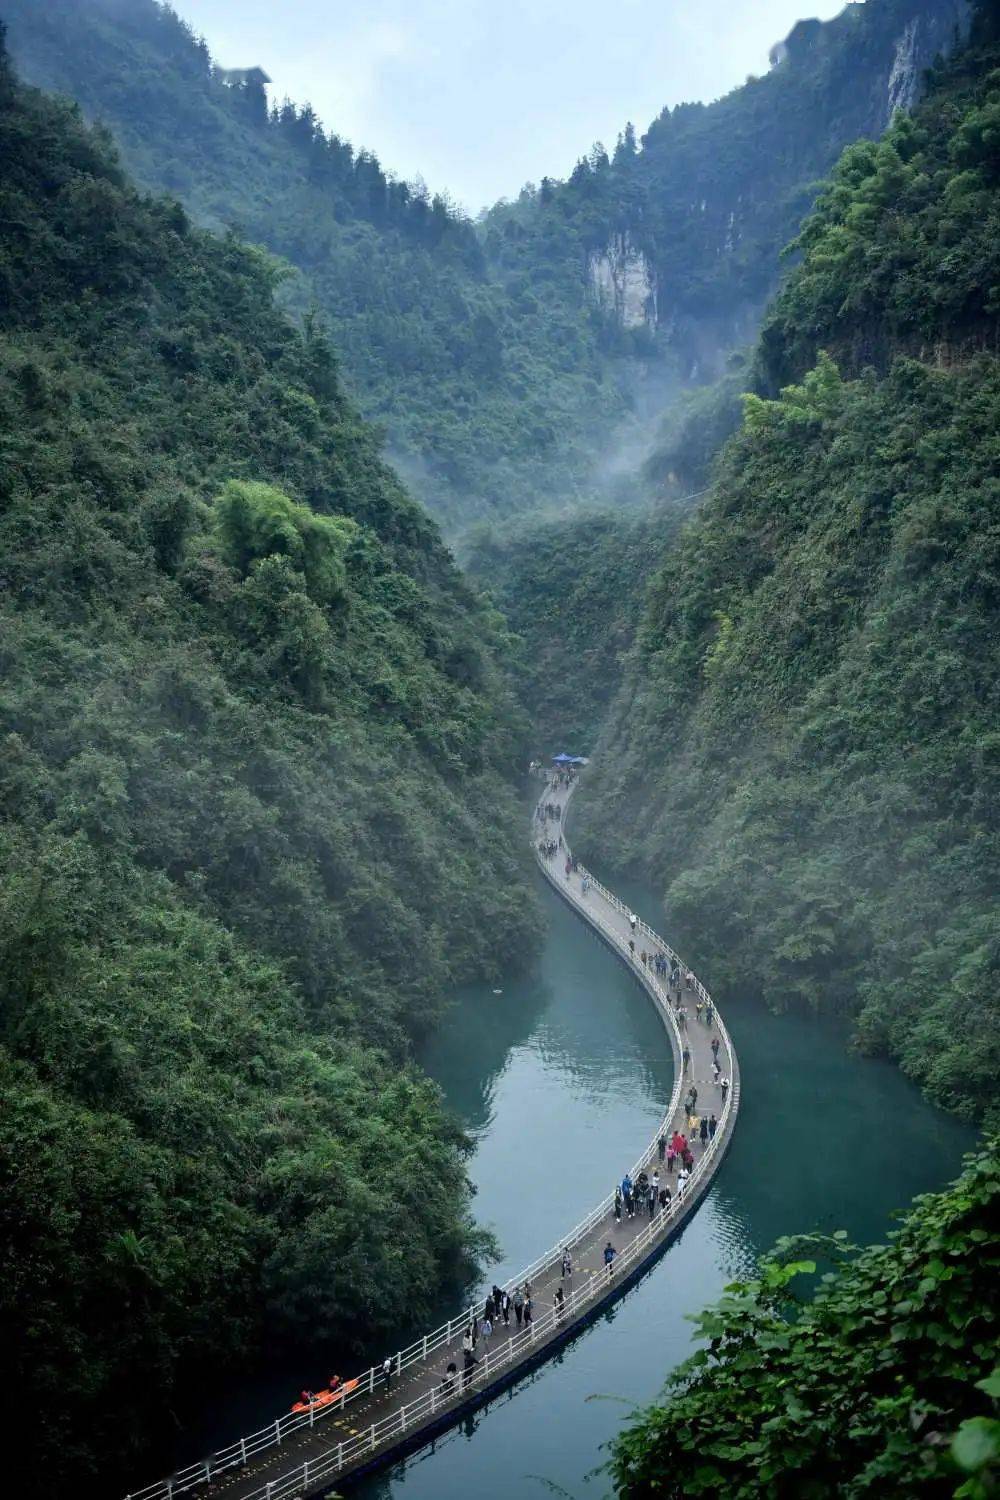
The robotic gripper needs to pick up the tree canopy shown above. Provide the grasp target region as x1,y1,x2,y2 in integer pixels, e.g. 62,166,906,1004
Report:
0,37,540,1496
576,7,1000,1130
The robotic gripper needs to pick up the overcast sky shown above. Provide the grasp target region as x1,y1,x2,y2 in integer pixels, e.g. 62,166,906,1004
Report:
171,0,849,212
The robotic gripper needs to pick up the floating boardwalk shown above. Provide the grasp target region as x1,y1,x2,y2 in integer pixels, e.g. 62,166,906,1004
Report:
127,778,740,1500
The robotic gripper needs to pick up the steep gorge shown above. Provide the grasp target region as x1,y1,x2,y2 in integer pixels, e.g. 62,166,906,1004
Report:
574,4,1000,1129
3,3,1000,1495
4,0,972,531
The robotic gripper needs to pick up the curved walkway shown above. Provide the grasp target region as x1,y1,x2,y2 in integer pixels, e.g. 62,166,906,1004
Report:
127,775,740,1500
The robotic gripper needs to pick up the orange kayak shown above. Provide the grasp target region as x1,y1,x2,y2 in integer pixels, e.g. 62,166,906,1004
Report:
291,1377,359,1413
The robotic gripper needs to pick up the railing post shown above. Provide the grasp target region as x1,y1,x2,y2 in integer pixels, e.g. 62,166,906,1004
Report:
431,1383,437,1412
310,1396,315,1427
369,1366,375,1395
303,1459,310,1485
204,1460,212,1483
337,1441,344,1470
396,1350,402,1375
274,1417,281,1445
422,1333,428,1360
239,1438,247,1465
370,1422,376,1451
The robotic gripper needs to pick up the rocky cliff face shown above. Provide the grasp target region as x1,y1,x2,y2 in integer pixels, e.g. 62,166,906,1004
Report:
766,0,973,133
588,233,657,329
884,2,972,120
581,0,974,351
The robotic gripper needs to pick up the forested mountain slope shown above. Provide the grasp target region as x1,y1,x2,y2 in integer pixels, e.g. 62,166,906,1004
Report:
2,0,627,530
495,0,971,378
465,508,681,752
3,0,970,531
0,38,539,1497
575,2,1000,1129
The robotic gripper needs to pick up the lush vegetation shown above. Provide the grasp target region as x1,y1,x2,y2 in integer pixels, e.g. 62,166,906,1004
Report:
465,506,687,751
0,38,542,1496
477,0,967,376
611,1143,1000,1498
577,6,1000,1130
2,0,628,530
4,0,965,532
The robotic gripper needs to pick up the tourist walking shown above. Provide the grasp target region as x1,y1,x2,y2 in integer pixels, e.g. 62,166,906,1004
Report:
658,1133,666,1161
513,1288,524,1328
614,1186,622,1223
700,1115,709,1144
709,1112,718,1139
721,1077,730,1104
524,1295,533,1328
382,1356,393,1394
501,1290,511,1326
554,1285,565,1320
711,1037,720,1061
561,1248,572,1279
604,1241,617,1278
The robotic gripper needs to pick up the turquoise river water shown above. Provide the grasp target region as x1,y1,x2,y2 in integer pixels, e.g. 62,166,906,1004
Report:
349,850,975,1500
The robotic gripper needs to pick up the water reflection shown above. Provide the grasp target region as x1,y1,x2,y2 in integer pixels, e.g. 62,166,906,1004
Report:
357,856,975,1500
418,879,675,1290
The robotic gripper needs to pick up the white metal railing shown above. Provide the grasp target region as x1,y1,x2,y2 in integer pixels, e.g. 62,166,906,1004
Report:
125,775,738,1500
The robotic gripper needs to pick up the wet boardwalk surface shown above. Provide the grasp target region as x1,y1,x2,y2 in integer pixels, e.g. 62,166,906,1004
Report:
134,778,739,1500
